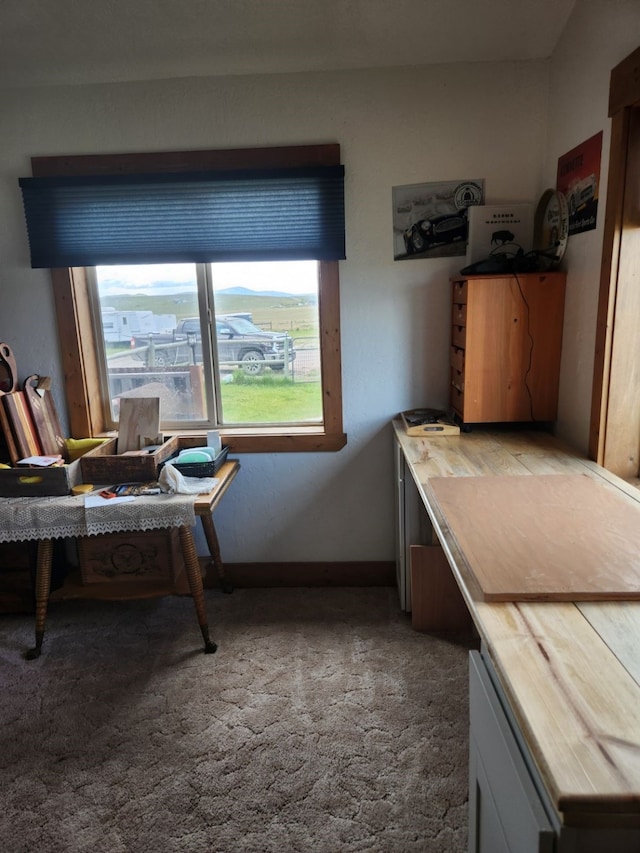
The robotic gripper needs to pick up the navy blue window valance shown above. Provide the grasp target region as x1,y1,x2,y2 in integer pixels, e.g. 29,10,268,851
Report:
19,165,346,268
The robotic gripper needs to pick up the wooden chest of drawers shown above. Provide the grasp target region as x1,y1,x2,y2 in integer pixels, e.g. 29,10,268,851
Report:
450,272,566,424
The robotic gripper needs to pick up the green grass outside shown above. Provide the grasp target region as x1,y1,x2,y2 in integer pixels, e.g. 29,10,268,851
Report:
219,374,323,423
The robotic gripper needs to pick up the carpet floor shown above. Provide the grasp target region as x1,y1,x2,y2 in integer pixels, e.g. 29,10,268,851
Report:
0,587,474,853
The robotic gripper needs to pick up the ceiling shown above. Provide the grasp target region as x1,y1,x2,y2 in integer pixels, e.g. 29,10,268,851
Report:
0,0,576,89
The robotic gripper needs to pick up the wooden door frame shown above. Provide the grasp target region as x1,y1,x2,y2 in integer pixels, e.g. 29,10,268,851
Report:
589,45,640,478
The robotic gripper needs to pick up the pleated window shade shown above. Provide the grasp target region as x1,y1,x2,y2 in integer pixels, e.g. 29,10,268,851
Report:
19,165,346,268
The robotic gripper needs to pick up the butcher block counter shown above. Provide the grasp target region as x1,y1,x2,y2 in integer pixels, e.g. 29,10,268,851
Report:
393,420,640,852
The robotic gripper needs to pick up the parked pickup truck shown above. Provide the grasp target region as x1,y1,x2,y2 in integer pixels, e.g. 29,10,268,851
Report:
130,315,295,375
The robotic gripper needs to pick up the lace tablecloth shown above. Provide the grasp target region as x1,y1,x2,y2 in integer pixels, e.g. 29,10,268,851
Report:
0,492,197,543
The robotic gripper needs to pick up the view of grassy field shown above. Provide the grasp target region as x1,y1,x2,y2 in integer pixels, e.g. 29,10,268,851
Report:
219,374,322,423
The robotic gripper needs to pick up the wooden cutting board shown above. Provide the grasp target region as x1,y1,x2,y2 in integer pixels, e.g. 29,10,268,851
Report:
0,342,20,464
0,342,18,394
0,346,46,462
1,391,43,460
426,473,640,601
117,397,162,454
0,400,20,465
23,375,65,456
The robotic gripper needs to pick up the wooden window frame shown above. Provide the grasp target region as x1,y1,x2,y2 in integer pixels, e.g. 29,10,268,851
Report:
37,145,347,453
589,46,640,478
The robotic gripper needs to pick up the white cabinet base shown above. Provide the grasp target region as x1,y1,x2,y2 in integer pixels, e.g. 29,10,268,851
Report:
469,651,555,853
469,650,640,852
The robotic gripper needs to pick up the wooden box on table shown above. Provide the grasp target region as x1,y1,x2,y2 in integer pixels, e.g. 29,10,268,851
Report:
79,435,179,484
77,528,185,585
79,434,222,485
0,458,82,497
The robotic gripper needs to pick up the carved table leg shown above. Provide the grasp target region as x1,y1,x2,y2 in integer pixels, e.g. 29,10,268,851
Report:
26,538,53,660
179,525,217,654
199,512,233,593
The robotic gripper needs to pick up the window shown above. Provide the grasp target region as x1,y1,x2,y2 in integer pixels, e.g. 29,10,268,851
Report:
25,145,347,452
91,259,324,431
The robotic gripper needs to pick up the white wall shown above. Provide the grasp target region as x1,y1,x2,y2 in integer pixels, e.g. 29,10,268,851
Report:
0,57,570,563
546,0,640,452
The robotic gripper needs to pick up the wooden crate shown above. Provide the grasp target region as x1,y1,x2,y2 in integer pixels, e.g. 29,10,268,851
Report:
0,458,82,497
77,528,185,584
80,435,180,485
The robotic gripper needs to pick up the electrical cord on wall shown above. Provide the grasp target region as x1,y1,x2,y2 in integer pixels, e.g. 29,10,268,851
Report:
512,271,536,421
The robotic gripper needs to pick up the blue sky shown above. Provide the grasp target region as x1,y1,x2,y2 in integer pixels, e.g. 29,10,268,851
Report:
96,260,318,295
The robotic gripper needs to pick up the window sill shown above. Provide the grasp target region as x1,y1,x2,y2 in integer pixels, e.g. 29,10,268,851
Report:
96,428,348,453
168,429,348,453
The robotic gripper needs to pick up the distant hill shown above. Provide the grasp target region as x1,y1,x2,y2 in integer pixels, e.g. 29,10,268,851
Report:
217,286,310,299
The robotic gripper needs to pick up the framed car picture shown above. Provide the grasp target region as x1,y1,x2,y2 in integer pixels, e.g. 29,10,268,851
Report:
392,179,484,261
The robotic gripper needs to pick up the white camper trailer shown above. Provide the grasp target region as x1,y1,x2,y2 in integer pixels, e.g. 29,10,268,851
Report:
100,308,177,344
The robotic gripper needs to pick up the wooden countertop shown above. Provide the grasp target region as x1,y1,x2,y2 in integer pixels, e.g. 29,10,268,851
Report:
393,420,640,825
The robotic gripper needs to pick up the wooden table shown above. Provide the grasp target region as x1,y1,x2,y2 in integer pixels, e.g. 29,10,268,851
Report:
7,459,239,659
393,420,640,851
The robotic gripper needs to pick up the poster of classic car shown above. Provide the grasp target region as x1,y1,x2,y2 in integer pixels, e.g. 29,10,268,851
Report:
392,178,484,260
556,131,603,236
